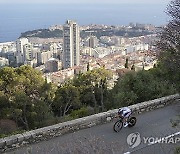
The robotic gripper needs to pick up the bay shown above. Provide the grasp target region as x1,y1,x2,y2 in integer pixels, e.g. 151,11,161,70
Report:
0,3,168,42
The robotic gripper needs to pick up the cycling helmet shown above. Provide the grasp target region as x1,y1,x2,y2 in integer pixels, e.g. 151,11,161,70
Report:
118,108,123,115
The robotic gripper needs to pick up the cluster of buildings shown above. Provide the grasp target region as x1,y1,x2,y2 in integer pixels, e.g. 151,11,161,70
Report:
0,20,80,73
0,21,158,88
81,34,156,59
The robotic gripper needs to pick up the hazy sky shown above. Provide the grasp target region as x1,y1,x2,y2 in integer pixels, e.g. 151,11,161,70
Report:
0,0,170,42
0,0,170,4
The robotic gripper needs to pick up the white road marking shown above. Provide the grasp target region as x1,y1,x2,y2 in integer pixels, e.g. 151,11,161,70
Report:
124,131,180,154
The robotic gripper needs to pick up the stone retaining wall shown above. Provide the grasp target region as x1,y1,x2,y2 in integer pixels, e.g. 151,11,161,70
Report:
0,94,179,152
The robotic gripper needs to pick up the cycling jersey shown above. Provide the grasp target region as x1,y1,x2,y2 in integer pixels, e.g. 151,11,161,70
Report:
118,107,132,118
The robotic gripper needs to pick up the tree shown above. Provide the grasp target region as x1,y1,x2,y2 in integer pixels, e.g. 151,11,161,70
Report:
87,62,90,71
112,71,176,108
124,58,129,69
73,68,112,112
157,0,180,91
131,64,135,71
0,66,54,130
52,82,81,117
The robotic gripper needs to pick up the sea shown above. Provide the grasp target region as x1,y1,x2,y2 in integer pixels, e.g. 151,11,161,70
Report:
0,3,169,42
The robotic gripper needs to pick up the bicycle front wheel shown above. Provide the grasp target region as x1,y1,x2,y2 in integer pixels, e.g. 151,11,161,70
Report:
113,120,123,132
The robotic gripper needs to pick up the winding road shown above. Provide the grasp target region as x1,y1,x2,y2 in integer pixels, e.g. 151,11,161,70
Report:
5,101,180,154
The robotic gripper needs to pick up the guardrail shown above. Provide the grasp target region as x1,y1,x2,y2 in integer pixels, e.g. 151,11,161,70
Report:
0,94,179,152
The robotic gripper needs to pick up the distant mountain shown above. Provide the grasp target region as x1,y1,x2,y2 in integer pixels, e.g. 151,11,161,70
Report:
20,27,154,39
20,29,63,38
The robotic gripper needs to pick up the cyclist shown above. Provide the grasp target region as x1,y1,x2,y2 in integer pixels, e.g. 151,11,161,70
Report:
118,107,132,127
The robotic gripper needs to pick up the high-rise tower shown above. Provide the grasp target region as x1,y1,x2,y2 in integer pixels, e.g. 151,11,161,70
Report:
16,38,29,65
63,20,80,69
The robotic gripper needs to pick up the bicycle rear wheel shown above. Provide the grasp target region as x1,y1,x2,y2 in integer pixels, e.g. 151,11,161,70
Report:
128,117,137,127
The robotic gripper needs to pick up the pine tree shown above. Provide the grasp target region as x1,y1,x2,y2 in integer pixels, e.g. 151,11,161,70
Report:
125,58,129,69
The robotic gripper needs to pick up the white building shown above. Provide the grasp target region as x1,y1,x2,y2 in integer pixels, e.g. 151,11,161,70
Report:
23,43,34,61
81,47,95,56
0,42,15,53
63,20,80,69
125,44,149,53
37,50,53,65
93,47,111,58
50,43,58,53
16,38,29,64
0,57,9,67
85,36,99,48
0,46,9,57
24,58,37,68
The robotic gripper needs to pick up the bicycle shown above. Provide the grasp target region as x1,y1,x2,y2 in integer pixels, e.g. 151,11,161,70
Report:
113,111,137,132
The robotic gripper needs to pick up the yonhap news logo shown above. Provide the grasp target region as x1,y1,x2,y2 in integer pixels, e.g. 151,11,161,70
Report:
127,132,180,148
127,132,141,148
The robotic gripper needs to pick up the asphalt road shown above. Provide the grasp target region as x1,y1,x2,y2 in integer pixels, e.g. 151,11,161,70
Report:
5,101,180,154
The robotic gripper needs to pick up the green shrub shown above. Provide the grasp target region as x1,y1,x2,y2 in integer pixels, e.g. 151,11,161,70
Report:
0,130,26,138
70,107,93,119
175,147,180,154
